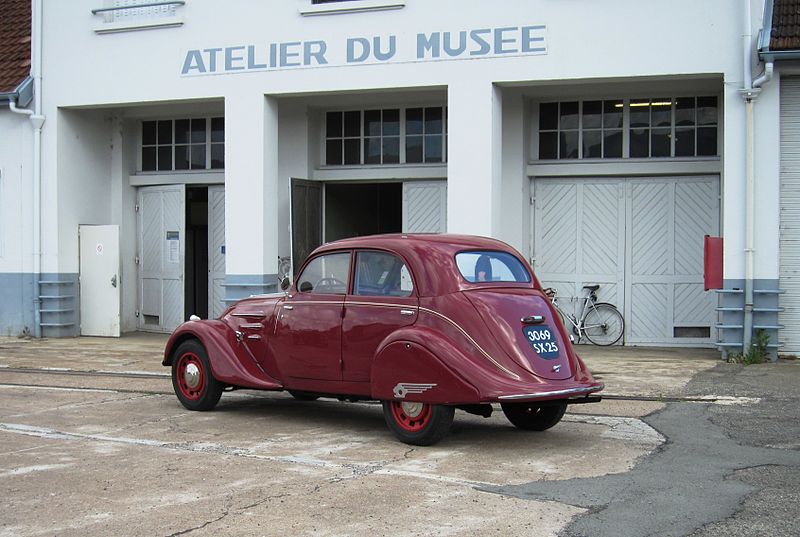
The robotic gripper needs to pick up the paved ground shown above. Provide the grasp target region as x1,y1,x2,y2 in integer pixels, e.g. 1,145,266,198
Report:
0,335,797,536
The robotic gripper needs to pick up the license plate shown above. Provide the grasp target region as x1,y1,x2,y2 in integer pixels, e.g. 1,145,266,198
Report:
522,325,560,360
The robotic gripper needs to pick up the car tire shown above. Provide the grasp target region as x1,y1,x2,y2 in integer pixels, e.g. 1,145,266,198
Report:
501,402,567,431
288,390,319,401
382,401,455,446
171,339,224,411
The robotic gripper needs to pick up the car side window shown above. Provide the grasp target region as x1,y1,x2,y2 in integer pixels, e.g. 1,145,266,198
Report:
354,251,413,297
297,252,351,294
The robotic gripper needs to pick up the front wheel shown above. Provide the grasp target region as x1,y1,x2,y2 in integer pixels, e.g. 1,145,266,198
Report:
501,402,567,431
382,401,454,446
171,339,223,411
582,303,624,346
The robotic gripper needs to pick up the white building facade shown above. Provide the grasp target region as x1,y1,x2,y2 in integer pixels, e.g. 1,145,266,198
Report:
2,0,795,356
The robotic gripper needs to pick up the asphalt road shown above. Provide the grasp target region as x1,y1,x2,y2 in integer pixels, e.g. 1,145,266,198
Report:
0,360,798,536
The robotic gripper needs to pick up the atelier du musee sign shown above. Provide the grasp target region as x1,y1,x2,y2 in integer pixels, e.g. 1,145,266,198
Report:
181,25,547,75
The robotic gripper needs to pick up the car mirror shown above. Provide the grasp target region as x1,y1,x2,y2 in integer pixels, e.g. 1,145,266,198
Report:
280,277,291,291
298,281,313,293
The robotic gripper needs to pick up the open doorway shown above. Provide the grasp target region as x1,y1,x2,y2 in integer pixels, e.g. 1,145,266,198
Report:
185,187,208,319
325,183,402,241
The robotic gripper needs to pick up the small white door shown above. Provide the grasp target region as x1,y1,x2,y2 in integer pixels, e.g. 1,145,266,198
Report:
208,185,226,318
402,180,447,233
137,185,186,333
79,225,121,337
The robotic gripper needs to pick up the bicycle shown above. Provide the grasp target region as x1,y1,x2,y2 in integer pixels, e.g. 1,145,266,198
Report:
544,284,624,346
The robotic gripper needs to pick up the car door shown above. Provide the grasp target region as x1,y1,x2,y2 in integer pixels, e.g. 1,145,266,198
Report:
342,250,418,382
272,251,351,381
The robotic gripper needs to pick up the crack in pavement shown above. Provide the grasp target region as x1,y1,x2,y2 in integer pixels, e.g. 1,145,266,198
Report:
481,402,800,537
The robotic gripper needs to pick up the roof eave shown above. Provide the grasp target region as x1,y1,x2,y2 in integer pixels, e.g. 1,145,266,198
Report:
0,76,33,107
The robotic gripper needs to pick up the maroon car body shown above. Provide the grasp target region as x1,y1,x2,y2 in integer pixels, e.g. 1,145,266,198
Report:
163,234,603,445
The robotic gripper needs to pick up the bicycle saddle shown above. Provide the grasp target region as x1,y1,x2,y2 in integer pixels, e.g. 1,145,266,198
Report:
582,284,600,292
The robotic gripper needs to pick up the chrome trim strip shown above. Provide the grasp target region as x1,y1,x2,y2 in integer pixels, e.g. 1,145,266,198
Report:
231,311,266,318
417,307,520,380
497,385,604,401
240,323,263,330
246,335,262,340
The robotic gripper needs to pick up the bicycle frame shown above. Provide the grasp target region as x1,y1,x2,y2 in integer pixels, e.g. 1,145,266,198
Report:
550,290,598,343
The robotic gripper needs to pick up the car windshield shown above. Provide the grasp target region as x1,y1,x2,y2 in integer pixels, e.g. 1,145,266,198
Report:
455,250,531,283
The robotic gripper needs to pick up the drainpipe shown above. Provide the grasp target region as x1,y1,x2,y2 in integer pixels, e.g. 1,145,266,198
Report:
9,0,46,337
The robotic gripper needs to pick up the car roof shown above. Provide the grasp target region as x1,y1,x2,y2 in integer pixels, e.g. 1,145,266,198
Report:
309,233,536,296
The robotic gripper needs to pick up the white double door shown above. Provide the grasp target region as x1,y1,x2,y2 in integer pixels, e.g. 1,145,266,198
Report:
532,176,719,345
137,185,225,333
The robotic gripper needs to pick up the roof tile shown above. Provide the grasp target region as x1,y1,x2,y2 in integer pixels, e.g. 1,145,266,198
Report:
770,0,800,51
0,0,31,94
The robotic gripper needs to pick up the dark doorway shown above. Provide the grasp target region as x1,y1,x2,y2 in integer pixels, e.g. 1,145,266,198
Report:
325,183,402,242
185,187,208,319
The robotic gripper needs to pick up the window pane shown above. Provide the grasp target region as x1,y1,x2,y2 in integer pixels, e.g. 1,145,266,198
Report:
175,119,190,144
538,131,558,159
559,101,579,130
406,135,423,162
157,120,172,144
582,101,602,129
604,130,623,158
603,100,623,128
354,251,413,297
630,100,650,128
364,137,381,164
142,146,156,171
383,109,400,136
583,130,602,158
364,110,381,137
175,145,190,170
157,145,172,170
675,98,696,126
297,253,351,295
425,107,443,134
697,96,718,125
652,99,671,127
406,108,423,135
630,128,649,157
191,144,206,169
326,111,342,138
697,127,718,156
424,135,442,163
344,111,360,137
455,251,531,283
539,102,558,130
211,144,224,169
326,139,342,165
559,131,579,159
675,128,695,156
344,138,360,164
651,128,671,157
191,119,206,143
142,121,157,145
211,117,224,143
383,137,400,163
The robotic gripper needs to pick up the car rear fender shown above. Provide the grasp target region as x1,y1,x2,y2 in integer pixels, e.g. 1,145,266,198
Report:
163,320,282,390
371,327,480,404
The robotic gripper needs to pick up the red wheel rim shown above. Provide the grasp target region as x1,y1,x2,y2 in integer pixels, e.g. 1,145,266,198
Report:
389,401,432,432
176,352,205,400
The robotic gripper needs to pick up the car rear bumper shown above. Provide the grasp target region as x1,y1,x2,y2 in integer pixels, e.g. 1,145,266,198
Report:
495,384,604,402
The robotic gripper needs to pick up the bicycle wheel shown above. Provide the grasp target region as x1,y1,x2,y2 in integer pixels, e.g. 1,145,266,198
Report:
583,303,624,346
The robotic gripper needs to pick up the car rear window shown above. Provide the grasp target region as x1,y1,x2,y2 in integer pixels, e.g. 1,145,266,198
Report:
455,251,531,283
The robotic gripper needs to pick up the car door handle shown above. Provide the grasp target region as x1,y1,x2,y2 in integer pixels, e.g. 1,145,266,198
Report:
400,309,416,316
283,305,294,310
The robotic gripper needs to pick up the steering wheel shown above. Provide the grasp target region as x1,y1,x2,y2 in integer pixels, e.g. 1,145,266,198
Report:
315,277,346,290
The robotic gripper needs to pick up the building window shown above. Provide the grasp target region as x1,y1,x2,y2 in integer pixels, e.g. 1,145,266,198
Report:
325,107,447,166
537,97,718,160
141,117,224,172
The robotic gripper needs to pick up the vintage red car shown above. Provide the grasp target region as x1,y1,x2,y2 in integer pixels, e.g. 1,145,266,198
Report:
163,234,603,445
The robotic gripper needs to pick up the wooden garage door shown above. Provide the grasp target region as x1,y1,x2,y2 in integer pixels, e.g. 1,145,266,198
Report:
533,176,719,345
779,77,800,356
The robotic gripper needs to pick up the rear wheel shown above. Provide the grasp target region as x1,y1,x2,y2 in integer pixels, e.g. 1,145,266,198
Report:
501,402,567,431
171,340,223,411
583,303,624,346
382,401,454,446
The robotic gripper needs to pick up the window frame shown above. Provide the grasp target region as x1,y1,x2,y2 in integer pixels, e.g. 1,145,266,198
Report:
454,250,533,285
352,249,416,298
139,116,225,173
295,251,353,295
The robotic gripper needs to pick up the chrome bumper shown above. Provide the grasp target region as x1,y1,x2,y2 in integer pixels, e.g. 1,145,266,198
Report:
497,384,604,401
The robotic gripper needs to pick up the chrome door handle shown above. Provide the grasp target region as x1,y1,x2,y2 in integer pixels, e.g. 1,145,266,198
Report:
283,305,294,310
400,309,415,316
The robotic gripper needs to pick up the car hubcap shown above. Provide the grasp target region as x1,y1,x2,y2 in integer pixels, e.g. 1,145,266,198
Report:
176,353,204,400
390,401,432,432
184,363,201,389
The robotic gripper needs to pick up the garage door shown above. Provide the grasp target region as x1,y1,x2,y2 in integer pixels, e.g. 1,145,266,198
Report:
532,176,719,345
780,78,800,355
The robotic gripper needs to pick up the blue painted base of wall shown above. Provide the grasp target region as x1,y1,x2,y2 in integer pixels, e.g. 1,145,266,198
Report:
718,279,781,361
223,274,281,305
0,273,79,338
